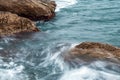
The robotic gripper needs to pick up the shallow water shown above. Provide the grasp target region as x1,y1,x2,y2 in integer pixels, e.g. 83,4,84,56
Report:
0,0,120,80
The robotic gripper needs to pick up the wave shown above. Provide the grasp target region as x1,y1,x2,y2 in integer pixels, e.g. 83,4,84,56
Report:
0,61,28,80
55,0,77,12
60,65,120,80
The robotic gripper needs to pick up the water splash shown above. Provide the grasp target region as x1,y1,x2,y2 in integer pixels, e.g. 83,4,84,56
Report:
55,0,77,12
0,60,28,80
60,66,120,80
38,43,72,71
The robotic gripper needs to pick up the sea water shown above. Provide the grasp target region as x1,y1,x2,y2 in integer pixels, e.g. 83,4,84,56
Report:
0,0,120,80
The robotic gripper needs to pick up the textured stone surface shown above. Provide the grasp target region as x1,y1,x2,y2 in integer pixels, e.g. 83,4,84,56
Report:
66,42,120,61
0,0,56,21
0,11,39,36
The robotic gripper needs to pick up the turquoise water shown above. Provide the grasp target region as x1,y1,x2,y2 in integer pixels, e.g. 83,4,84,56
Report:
0,0,120,80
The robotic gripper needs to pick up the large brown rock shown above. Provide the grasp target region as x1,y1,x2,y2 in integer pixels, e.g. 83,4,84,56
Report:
66,42,120,62
0,0,56,21
0,11,39,36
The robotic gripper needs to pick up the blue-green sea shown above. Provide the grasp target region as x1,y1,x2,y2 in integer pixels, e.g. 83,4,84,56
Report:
0,0,120,80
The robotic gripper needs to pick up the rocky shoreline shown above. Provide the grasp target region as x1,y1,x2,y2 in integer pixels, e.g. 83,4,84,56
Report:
0,0,56,36
0,0,120,64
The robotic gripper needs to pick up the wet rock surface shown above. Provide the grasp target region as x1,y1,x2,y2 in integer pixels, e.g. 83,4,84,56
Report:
0,0,56,36
66,42,120,62
0,11,39,36
0,0,56,21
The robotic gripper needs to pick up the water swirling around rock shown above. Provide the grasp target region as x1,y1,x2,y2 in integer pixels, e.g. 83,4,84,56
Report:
0,0,120,80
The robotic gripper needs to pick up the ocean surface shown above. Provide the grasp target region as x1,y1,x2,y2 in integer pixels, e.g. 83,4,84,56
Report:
0,0,120,80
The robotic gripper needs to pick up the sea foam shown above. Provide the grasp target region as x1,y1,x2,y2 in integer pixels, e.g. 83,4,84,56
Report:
55,0,77,12
60,66,120,80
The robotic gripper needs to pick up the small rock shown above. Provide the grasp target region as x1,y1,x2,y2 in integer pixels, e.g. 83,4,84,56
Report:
0,11,39,36
67,42,120,62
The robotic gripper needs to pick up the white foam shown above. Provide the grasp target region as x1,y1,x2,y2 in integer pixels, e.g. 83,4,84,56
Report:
38,43,71,71
70,43,80,49
2,37,16,43
0,62,28,80
60,66,120,80
55,0,77,12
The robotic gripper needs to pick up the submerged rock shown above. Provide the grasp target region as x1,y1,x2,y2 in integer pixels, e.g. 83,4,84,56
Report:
67,42,120,62
0,0,56,21
0,11,39,36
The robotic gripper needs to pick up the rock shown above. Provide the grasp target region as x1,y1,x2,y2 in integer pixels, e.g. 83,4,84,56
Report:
67,42,120,61
0,11,39,36
0,0,56,21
